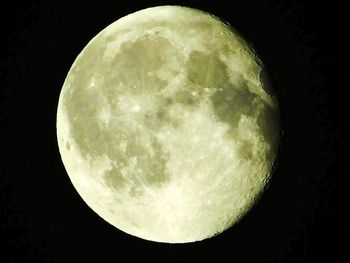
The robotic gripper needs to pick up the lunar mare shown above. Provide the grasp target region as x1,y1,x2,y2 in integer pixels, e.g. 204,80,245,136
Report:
57,6,280,243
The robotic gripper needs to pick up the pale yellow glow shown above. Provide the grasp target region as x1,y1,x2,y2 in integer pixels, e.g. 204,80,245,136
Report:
57,6,280,243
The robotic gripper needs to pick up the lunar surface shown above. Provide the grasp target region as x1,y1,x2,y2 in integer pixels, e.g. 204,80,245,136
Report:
57,6,280,243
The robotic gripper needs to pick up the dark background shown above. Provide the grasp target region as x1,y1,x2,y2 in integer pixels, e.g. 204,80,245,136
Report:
0,0,345,262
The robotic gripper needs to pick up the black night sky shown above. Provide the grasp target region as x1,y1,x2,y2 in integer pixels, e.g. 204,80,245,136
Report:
0,1,345,262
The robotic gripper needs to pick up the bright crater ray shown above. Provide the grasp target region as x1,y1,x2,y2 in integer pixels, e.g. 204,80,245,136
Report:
57,6,280,243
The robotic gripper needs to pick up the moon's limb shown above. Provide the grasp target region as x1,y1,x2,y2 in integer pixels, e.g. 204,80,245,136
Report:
57,6,280,243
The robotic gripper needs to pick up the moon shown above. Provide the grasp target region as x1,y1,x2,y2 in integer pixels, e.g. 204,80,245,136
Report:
56,6,280,243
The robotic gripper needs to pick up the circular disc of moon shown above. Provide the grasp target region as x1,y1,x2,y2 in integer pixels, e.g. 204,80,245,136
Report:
57,6,280,243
